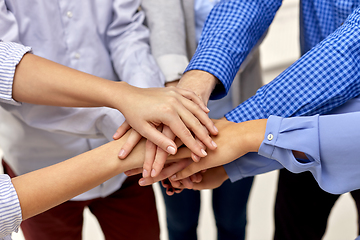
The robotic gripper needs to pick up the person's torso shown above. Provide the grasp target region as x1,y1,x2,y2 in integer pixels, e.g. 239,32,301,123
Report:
2,0,121,80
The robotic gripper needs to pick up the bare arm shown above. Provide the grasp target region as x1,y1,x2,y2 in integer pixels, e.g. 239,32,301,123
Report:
12,53,215,155
12,131,145,220
13,53,131,109
177,70,219,105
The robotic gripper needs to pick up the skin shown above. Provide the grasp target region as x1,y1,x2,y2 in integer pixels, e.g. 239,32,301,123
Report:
13,53,217,157
6,52,211,220
145,70,221,177
12,132,152,220
131,117,308,192
177,70,219,105
124,118,263,183
116,70,220,178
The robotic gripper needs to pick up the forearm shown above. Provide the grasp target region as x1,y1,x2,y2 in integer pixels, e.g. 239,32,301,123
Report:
185,0,281,99
13,53,130,110
178,70,218,104
12,134,145,220
226,9,360,123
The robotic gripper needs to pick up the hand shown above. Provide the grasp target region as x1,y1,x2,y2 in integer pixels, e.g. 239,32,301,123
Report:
135,117,266,186
139,75,217,178
113,84,218,159
177,70,219,105
171,166,229,191
134,118,252,186
169,118,267,181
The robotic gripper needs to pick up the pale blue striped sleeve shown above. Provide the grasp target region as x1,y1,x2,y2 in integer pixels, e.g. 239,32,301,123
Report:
0,174,22,239
0,41,32,106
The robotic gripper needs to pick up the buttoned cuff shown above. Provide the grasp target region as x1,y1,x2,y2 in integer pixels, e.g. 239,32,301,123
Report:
259,115,320,174
258,115,283,159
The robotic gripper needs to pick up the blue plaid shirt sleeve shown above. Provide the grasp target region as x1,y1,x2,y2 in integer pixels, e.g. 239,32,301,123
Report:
226,7,360,123
185,0,282,99
225,8,360,182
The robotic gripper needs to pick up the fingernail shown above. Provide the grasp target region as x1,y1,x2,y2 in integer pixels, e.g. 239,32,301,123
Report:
201,149,207,156
213,125,219,133
171,174,176,180
118,149,125,158
139,179,145,186
193,154,200,162
151,169,156,177
167,146,176,155
113,132,119,139
211,140,217,148
205,107,210,112
143,169,149,178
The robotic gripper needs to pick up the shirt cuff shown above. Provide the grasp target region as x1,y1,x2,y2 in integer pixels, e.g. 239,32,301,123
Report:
185,46,237,100
156,54,189,82
259,115,320,173
223,161,244,183
258,115,283,159
0,174,22,238
0,42,32,106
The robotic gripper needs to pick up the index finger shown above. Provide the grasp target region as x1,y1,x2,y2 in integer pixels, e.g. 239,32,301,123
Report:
170,161,207,181
168,86,210,114
138,159,192,186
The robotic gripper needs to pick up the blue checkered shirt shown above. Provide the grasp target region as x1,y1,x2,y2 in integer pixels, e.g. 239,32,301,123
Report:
186,0,360,122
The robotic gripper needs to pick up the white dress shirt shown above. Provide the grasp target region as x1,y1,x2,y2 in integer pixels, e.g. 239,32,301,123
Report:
0,0,164,201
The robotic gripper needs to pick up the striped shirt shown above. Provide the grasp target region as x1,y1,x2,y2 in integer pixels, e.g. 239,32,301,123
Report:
0,41,30,239
0,41,31,106
0,175,22,239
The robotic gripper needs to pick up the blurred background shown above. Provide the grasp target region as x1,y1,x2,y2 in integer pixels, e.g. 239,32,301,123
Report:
10,1,359,239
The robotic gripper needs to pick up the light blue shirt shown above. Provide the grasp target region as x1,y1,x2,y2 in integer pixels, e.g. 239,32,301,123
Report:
224,96,360,195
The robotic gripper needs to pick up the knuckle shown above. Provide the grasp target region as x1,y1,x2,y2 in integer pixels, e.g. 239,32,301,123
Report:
167,96,179,105
159,104,175,115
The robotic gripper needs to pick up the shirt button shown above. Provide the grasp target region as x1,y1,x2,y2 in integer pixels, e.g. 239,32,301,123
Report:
67,11,73,18
267,134,274,141
74,52,81,59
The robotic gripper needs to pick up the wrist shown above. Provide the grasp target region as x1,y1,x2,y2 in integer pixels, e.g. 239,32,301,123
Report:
105,81,132,113
178,70,218,104
238,119,267,153
220,166,229,182
165,80,179,88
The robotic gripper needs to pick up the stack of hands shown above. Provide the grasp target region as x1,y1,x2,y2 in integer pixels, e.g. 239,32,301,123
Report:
112,71,267,195
117,117,266,195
